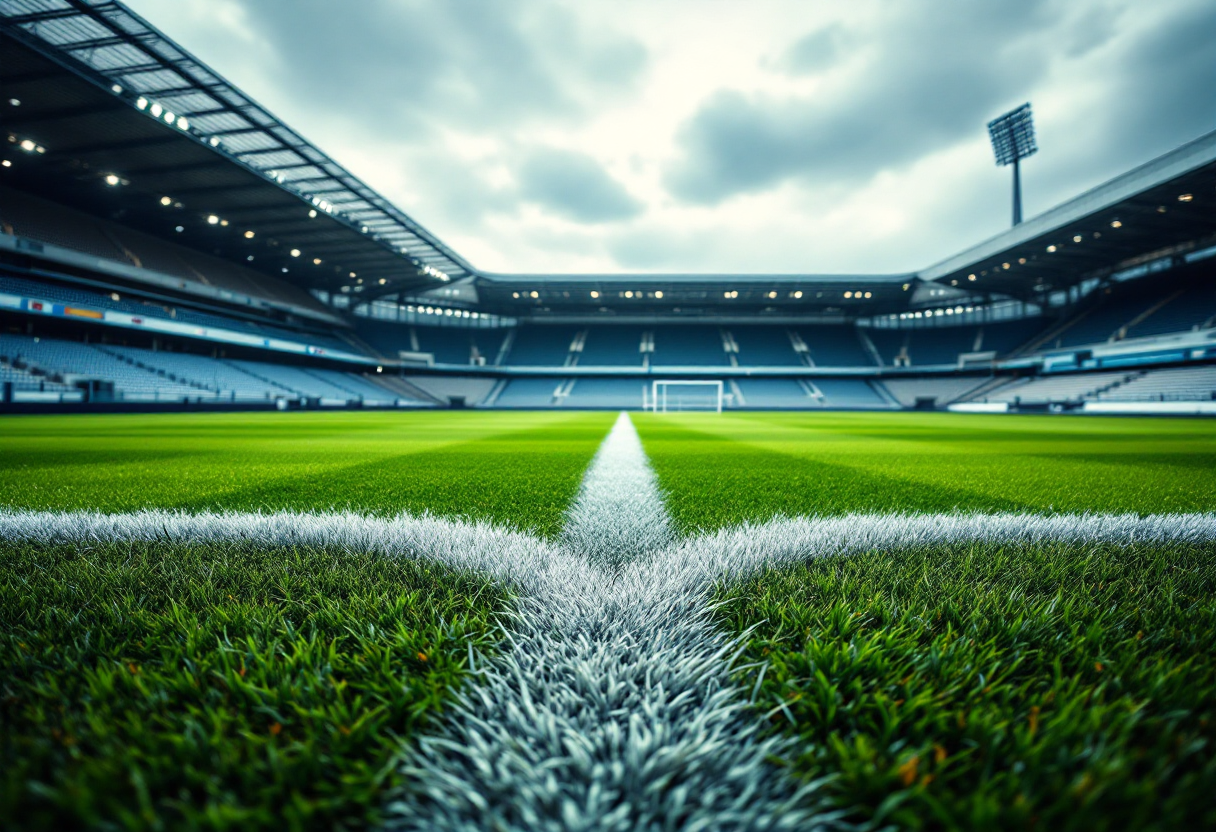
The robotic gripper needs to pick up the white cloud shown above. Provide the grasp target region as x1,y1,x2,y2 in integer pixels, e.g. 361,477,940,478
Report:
125,0,1216,274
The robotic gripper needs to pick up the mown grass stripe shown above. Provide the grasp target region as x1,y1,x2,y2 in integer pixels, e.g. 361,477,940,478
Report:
385,413,834,831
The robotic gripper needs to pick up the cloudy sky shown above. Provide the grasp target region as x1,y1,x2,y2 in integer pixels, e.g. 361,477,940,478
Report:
126,0,1216,275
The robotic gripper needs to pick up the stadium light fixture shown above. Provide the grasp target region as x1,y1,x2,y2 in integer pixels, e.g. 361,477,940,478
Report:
1,160,10,168
1046,245,1057,252
655,290,663,299
844,291,852,298
290,249,301,257
987,103,1037,226
312,258,322,265
207,215,219,225
104,174,120,186
1111,219,1122,228
136,97,148,110
150,102,163,117
1073,234,1083,242
244,230,255,239
19,139,36,152
793,290,803,299
308,209,317,218
1178,193,1193,202
590,290,599,298
160,196,172,206
111,84,123,94
6,98,18,106
177,118,189,131
175,225,184,232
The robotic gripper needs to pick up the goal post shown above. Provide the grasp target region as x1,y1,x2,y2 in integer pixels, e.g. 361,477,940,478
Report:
650,380,724,413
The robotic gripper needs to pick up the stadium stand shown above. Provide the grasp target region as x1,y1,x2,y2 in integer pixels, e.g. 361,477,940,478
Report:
0,187,332,317
983,371,1136,404
1091,365,1216,402
735,378,818,407
404,376,499,406
0,275,355,353
730,326,804,367
494,378,565,407
880,377,993,407
563,378,648,408
795,325,872,366
652,326,729,366
503,327,580,366
811,378,891,407
579,326,647,366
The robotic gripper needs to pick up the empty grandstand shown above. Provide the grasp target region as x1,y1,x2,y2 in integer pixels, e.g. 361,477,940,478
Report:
2,5,1214,416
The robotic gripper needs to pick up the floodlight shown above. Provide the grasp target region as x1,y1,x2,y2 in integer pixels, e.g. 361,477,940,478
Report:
987,103,1037,225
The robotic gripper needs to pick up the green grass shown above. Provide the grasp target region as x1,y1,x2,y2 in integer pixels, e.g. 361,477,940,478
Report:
0,411,615,537
0,539,510,831
713,539,1216,831
635,412,1216,533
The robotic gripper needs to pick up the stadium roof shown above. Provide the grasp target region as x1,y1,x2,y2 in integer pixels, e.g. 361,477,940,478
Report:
1,0,1213,322
0,0,473,298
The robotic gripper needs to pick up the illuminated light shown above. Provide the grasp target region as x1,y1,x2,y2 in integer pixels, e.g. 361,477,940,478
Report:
902,283,910,291
290,249,300,257
246,255,254,262
163,111,175,124
177,117,189,131
220,219,228,227
282,267,289,273
313,258,322,265
1178,193,1193,202
19,139,36,152
1110,219,1122,228
625,290,634,298
150,103,163,117
111,84,123,94
512,292,520,299
445,308,453,316
104,174,120,186
1046,245,1057,252
174,225,184,232
793,290,803,299
1002,262,1011,270
207,215,219,225
1157,206,1167,213
767,291,777,299
655,290,664,299
349,271,356,278
968,273,977,281
1,160,9,167
844,291,853,298
530,291,539,299
308,209,317,218
590,290,599,299
864,291,872,299
6,98,18,107
946,307,954,315
136,97,148,110
376,366,383,373
35,145,44,154
110,292,120,301
209,137,220,147
1018,257,1026,264
244,230,255,239
160,196,172,206
1093,231,1101,238
1073,234,1083,242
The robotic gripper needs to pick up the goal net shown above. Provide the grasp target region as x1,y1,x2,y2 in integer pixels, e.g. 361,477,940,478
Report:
650,380,724,413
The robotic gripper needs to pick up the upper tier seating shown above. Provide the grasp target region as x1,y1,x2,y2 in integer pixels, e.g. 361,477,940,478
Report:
0,186,330,316
0,275,354,354
506,327,580,366
651,326,728,366
985,371,1133,404
729,326,803,366
579,326,645,366
796,325,871,366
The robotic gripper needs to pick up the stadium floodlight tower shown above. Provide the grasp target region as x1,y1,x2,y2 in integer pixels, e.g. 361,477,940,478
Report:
987,102,1038,226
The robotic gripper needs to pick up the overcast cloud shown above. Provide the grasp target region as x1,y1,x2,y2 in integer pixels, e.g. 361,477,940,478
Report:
126,0,1216,274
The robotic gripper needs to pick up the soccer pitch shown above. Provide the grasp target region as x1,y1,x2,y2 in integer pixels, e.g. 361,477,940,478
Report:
2,411,1215,830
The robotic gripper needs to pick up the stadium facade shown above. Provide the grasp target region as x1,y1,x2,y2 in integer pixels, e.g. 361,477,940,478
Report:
2,1,1215,415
